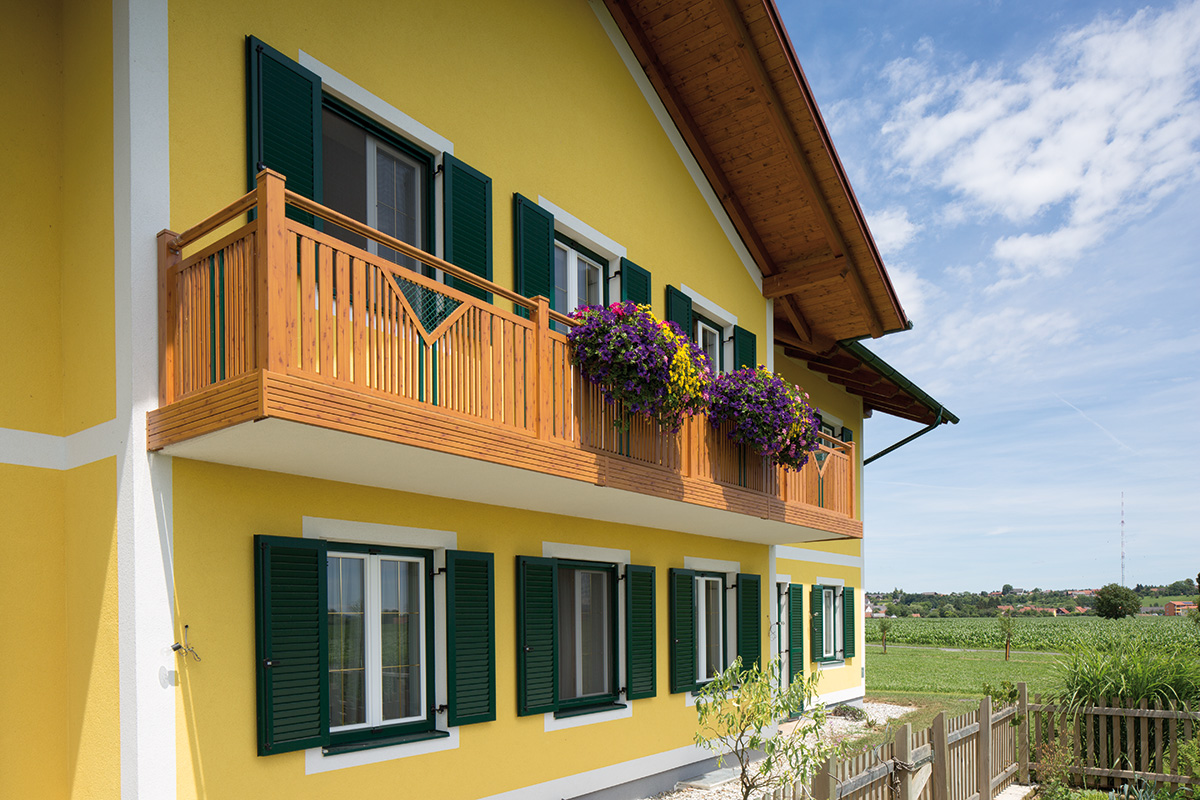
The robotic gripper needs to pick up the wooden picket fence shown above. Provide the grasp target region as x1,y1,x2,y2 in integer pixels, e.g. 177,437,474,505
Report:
761,696,1018,800
1020,683,1199,793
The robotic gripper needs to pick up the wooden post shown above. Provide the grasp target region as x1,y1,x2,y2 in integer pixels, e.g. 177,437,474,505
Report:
255,168,288,374
896,723,914,800
157,229,181,405
814,755,838,800
530,296,552,440
932,711,950,800
979,695,993,800
1019,682,1030,784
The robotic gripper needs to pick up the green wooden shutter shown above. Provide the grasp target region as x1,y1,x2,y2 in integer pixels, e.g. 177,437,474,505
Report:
254,535,328,755
443,154,493,303
516,556,558,715
669,568,697,693
246,36,322,224
810,585,825,663
840,426,854,443
665,285,693,337
513,194,554,316
736,574,761,669
620,258,651,306
447,550,495,726
625,565,656,700
842,587,857,659
788,585,804,680
733,325,757,370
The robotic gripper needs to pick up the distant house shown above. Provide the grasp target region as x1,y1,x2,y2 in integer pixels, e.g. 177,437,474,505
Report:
1166,601,1198,616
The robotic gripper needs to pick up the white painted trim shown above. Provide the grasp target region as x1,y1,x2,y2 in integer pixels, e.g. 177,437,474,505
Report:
537,197,627,260
478,742,714,800
302,516,457,550
684,556,740,573
776,545,863,569
816,576,845,587
0,418,120,470
588,0,762,291
544,702,633,732
114,0,175,796
304,728,460,775
680,284,737,328
815,683,866,706
543,541,630,564
775,573,792,585
765,299,775,372
299,52,453,156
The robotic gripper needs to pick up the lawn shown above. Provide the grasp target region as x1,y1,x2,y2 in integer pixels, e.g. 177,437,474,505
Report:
864,643,1060,699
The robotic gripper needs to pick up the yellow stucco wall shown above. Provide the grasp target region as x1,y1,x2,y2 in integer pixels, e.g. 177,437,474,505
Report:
172,457,770,798
775,553,864,700
168,0,769,366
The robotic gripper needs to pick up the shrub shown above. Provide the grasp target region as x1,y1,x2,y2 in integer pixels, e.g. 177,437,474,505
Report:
708,366,821,470
568,302,710,432
1053,637,1200,708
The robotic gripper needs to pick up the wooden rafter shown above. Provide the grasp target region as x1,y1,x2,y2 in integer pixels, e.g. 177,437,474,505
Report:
710,0,886,337
604,0,778,276
761,255,846,298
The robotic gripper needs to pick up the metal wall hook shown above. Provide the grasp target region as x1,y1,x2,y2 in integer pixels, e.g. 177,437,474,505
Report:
171,624,202,662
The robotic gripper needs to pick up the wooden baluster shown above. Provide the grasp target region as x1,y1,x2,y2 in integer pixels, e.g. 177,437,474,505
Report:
157,229,180,405
255,168,288,375
530,296,552,439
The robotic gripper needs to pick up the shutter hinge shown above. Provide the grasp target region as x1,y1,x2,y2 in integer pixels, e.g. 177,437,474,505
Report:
262,659,280,669
430,566,447,579
433,704,448,715
434,161,444,175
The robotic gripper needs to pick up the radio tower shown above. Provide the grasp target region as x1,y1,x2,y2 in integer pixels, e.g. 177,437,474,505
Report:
1121,492,1126,587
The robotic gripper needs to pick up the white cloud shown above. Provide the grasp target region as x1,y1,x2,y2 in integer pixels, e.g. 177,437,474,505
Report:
880,1,1200,277
867,206,923,256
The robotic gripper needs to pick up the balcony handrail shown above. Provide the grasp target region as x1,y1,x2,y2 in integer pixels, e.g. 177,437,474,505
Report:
168,187,259,253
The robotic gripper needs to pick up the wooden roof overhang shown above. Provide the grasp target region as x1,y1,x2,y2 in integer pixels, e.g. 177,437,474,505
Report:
604,0,909,352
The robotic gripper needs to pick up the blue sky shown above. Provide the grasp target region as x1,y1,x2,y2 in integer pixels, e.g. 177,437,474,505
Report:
777,0,1200,593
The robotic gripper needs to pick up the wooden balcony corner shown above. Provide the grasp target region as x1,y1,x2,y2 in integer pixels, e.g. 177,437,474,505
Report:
148,170,861,541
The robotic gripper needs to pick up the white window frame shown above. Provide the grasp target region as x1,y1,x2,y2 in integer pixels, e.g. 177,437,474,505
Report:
365,137,427,270
558,563,615,701
695,575,725,683
537,197,625,304
554,242,605,315
327,550,429,733
680,284,737,374
819,586,846,663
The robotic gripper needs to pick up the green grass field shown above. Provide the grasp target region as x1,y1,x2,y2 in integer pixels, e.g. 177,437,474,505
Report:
863,643,1060,699
865,615,1200,652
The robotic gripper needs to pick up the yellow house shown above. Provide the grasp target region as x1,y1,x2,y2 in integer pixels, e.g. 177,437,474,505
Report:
0,0,956,798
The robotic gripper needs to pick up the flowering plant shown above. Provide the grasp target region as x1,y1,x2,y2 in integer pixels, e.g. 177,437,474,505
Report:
567,301,711,433
709,366,821,470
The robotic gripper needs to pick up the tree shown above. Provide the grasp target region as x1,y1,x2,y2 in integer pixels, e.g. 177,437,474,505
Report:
694,657,843,800
1002,583,1014,595
879,617,892,654
998,613,1016,661
1095,583,1141,619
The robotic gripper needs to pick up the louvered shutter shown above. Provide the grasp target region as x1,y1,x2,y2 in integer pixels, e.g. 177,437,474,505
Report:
443,154,492,302
733,325,757,370
625,565,656,700
447,550,495,726
788,585,804,680
665,285,693,337
840,426,854,443
516,556,558,715
246,37,322,224
620,258,651,306
669,568,697,693
810,584,825,663
736,574,761,669
842,587,857,659
513,194,554,317
254,535,328,755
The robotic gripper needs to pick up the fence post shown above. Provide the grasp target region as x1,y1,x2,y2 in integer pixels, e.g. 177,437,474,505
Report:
157,229,180,405
814,755,837,800
897,723,914,800
932,711,950,800
1019,682,1029,784
979,695,993,800
255,168,288,375
530,295,552,441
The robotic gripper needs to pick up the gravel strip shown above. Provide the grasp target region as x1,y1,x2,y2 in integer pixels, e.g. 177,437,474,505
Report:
642,702,916,800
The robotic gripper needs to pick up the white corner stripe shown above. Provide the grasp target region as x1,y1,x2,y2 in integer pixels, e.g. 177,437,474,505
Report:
0,419,122,470
775,545,863,569
588,0,763,289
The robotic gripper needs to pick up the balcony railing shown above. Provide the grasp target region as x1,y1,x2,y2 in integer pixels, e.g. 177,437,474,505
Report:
149,170,858,532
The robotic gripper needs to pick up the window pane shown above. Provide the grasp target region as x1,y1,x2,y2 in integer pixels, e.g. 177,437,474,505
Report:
328,556,366,727
558,567,612,700
380,559,423,722
375,147,423,272
321,109,369,252
578,259,601,308
704,579,722,679
553,245,569,314
824,589,835,657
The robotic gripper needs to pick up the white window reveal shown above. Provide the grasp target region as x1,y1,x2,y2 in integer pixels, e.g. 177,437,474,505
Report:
696,575,724,682
558,565,613,701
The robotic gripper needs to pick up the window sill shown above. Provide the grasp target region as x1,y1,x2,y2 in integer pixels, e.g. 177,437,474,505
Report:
553,702,627,720
322,728,450,756
816,659,846,671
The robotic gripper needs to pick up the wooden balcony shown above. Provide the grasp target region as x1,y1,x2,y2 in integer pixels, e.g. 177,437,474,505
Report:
148,171,860,543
